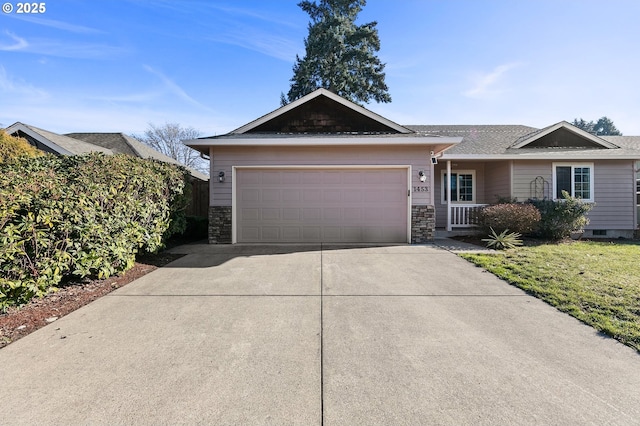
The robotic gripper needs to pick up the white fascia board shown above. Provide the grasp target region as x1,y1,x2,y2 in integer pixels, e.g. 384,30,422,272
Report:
231,88,412,135
185,136,462,148
510,121,619,149
441,153,640,160
4,122,73,155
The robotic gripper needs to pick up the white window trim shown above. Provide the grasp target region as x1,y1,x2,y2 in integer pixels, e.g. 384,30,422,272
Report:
441,170,476,204
552,162,594,202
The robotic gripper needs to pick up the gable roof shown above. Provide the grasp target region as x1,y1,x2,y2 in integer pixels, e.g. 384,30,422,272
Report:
509,121,619,149
4,123,208,181
5,122,113,155
414,122,640,160
231,88,413,135
66,132,209,181
185,89,463,153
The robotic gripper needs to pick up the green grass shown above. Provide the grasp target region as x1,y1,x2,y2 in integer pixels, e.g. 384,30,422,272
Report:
461,241,640,352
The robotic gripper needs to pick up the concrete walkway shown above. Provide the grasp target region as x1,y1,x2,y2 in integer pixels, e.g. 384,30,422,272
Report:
1,243,639,425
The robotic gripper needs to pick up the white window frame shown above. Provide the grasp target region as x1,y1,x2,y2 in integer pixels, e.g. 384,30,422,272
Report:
552,162,594,202
441,170,476,204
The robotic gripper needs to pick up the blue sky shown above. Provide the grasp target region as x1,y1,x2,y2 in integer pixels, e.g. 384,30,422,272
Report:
1,0,639,137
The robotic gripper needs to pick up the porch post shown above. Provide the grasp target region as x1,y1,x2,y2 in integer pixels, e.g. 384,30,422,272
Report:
446,160,452,232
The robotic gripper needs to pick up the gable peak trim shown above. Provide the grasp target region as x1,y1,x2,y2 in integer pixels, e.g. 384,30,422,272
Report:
230,88,412,135
510,121,619,149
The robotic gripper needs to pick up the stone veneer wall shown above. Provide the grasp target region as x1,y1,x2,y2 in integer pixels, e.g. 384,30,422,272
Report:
411,205,435,243
209,206,232,244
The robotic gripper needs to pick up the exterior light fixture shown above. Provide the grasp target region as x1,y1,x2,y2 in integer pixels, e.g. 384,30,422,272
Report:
218,171,225,183
418,170,427,182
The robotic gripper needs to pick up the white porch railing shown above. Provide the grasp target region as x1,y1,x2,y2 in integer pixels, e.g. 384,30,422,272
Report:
449,204,487,229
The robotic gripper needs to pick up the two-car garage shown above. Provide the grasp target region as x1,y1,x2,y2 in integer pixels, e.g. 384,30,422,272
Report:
235,167,410,243
184,88,462,244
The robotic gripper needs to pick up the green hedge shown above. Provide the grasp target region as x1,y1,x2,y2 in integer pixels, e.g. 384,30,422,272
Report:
0,153,189,310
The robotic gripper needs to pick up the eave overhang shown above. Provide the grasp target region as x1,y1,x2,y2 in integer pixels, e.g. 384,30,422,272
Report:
440,152,640,161
184,136,463,155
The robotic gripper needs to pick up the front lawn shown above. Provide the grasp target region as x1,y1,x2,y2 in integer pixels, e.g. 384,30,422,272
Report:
461,241,640,352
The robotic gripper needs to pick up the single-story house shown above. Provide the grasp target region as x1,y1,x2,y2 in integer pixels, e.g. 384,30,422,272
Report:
5,122,209,181
185,88,640,244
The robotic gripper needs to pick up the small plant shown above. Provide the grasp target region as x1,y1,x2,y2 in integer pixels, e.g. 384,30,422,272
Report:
482,227,523,250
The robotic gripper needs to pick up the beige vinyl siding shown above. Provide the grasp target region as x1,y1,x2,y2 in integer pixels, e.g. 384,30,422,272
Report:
589,160,635,229
513,160,635,230
210,145,432,207
512,161,552,201
484,161,511,203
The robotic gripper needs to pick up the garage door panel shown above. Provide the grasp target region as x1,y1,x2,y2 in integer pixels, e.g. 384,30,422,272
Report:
282,208,300,221
261,227,280,240
303,208,322,220
301,172,323,184
281,171,301,184
241,208,260,221
342,172,363,184
240,226,260,241
323,189,341,202
241,189,260,202
261,171,281,184
323,208,341,220
283,190,302,202
262,189,281,202
323,227,342,241
261,208,280,221
303,189,322,202
303,227,321,240
237,169,408,243
343,189,362,202
322,172,342,184
282,227,301,240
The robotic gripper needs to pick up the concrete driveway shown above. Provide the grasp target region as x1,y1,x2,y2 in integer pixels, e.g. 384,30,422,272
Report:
1,243,640,425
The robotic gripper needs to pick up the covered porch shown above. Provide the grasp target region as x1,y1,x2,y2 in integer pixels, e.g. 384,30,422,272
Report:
433,159,529,233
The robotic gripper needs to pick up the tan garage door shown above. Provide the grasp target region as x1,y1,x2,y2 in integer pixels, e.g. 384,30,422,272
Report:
236,168,408,243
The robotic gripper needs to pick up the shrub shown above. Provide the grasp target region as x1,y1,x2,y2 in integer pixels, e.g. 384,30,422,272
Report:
0,130,42,163
477,203,541,235
0,153,189,310
482,227,523,250
529,191,594,240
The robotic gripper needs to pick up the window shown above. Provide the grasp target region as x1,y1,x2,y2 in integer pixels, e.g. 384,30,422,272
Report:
442,171,475,203
552,163,593,201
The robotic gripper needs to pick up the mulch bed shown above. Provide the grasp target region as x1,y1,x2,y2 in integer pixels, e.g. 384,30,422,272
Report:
0,252,184,349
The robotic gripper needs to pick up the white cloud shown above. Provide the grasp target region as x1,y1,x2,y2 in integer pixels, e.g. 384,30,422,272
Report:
142,65,216,112
0,30,128,59
0,66,48,99
7,15,103,34
0,31,28,51
463,62,522,99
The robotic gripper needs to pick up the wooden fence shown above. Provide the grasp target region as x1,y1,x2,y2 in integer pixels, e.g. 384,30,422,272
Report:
185,179,209,217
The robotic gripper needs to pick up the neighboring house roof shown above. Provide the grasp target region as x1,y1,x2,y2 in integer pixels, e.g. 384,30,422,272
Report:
4,122,208,181
5,122,113,155
66,132,209,181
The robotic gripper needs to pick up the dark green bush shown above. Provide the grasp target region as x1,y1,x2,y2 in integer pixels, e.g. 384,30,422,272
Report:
477,203,541,235
0,153,189,310
529,191,594,240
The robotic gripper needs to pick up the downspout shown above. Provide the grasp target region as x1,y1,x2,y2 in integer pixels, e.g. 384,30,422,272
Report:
446,160,452,232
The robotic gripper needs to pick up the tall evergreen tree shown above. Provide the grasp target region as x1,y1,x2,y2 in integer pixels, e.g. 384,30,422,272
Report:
283,0,391,105
571,116,622,136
